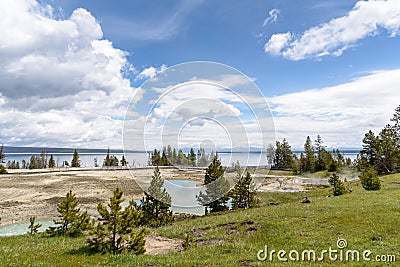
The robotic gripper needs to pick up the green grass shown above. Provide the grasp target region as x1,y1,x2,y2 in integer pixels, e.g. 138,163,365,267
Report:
1,174,399,266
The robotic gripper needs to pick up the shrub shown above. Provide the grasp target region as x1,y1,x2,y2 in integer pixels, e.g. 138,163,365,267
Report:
0,165,7,174
28,217,42,235
87,188,145,255
46,190,90,237
359,167,381,191
328,172,348,196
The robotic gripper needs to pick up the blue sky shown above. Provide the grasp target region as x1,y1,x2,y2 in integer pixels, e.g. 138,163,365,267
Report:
0,0,400,150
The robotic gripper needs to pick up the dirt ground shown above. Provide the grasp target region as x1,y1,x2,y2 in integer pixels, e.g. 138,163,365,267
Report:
0,167,205,226
0,168,310,254
0,168,309,225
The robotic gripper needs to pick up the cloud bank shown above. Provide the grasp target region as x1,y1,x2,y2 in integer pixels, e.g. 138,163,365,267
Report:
265,0,400,60
0,0,135,148
269,69,400,148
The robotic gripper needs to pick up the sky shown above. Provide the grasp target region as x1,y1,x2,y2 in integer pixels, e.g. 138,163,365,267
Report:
1,0,400,150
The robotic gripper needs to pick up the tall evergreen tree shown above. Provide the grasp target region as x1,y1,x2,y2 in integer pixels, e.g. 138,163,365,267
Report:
177,149,185,165
274,139,293,169
266,143,275,166
0,145,7,174
40,150,48,169
230,168,257,210
88,188,145,254
104,148,111,167
304,136,316,172
120,155,128,166
314,135,326,171
71,149,81,167
189,148,197,166
140,167,173,227
197,156,230,213
48,154,56,168
391,104,400,137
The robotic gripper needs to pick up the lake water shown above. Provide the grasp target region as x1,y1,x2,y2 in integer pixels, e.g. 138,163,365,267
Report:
3,152,272,168
0,219,55,237
4,152,359,168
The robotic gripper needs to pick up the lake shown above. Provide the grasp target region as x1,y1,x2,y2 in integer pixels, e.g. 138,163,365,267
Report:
4,152,271,168
2,151,360,169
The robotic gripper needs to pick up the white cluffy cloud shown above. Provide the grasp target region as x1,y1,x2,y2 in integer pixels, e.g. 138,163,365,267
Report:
137,65,167,80
269,69,400,149
265,0,400,60
263,8,280,26
0,0,136,148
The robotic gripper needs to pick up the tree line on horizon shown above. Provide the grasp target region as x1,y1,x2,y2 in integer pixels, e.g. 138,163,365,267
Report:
266,105,400,176
148,145,214,167
0,147,129,170
266,135,351,174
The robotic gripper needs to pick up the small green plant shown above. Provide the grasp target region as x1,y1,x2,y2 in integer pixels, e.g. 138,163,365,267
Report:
359,167,381,190
87,188,146,255
182,232,194,250
230,169,258,210
0,165,7,174
46,190,90,237
328,172,348,196
141,166,173,227
28,217,42,235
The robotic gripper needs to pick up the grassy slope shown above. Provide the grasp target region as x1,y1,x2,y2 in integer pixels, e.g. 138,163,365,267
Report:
0,174,399,266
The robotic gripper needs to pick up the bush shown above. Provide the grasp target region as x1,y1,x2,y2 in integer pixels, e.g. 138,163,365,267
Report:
0,165,7,174
87,188,145,255
359,167,381,191
46,190,90,237
328,172,348,196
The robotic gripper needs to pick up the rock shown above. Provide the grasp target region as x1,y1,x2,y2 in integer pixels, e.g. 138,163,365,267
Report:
301,197,311,204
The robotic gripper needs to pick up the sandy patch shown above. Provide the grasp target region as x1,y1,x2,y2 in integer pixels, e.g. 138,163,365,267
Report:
0,168,204,226
145,233,183,255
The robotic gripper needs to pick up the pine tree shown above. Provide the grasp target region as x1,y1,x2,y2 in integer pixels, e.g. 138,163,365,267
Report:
71,149,81,167
141,167,173,227
391,104,400,137
328,173,348,196
39,150,48,169
47,190,90,236
28,217,42,235
177,149,185,165
160,149,168,166
266,143,275,166
197,156,230,213
48,154,56,168
120,155,128,166
189,148,196,166
0,145,7,174
304,136,316,172
0,144,4,163
21,159,27,169
110,155,119,166
28,155,37,169
104,148,111,167
359,167,381,191
88,188,145,254
230,169,258,210
172,148,177,164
